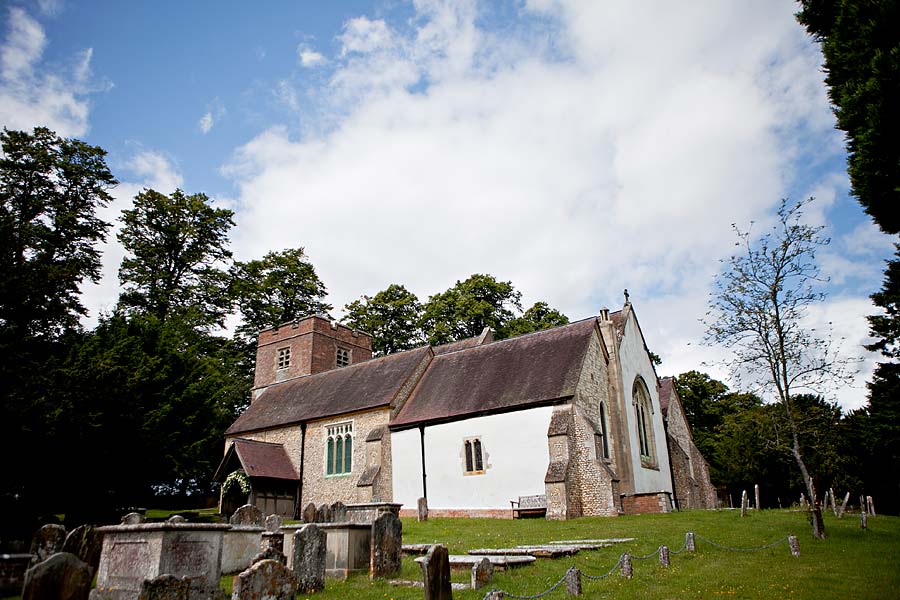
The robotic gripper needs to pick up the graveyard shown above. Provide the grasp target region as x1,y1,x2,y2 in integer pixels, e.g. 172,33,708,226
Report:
2,506,897,600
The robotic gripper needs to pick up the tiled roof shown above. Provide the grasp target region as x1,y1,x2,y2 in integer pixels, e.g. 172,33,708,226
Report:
218,439,298,480
658,376,674,416
226,346,432,434
391,318,598,428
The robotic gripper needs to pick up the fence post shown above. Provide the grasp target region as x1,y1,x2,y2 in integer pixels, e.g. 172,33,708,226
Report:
741,490,748,517
659,545,670,567
755,484,760,511
620,553,633,579
565,567,582,596
686,532,696,553
788,535,800,557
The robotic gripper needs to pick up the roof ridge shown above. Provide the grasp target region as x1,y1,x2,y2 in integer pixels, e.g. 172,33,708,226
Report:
431,316,598,358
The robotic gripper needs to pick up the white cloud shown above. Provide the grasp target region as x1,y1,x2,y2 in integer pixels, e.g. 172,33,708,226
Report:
215,0,873,410
298,45,326,67
0,7,101,137
126,150,183,193
197,99,225,134
199,111,214,134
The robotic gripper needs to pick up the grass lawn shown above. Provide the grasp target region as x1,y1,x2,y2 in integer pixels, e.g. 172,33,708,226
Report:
305,509,899,600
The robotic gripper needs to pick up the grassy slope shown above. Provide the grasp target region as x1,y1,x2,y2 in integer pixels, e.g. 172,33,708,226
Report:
310,509,899,600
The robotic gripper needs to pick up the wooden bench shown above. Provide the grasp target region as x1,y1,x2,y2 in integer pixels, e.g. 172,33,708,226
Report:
510,494,547,519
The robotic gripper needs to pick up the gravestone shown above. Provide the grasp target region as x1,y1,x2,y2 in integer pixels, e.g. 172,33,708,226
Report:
838,492,850,518
659,545,670,567
62,525,103,575
565,567,582,595
22,552,92,600
331,501,347,523
859,495,866,514
137,574,226,600
291,524,326,593
232,559,297,600
251,546,287,568
420,544,451,600
261,531,284,553
755,484,760,511
830,488,838,516
740,490,748,517
302,503,317,524
315,504,332,524
471,557,492,590
121,512,145,525
265,514,283,532
30,524,67,565
230,504,264,527
370,512,402,578
861,511,868,529
167,515,186,523
417,497,428,522
867,496,876,516
788,535,800,557
620,553,633,579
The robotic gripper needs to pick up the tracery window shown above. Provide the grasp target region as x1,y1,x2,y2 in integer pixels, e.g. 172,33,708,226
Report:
463,437,484,474
325,422,353,475
336,347,351,368
633,377,657,467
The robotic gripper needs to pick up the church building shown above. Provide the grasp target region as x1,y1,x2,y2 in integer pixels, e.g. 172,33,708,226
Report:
215,299,717,519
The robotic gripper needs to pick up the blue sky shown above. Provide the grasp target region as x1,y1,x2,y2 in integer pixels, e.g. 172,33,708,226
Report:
1,0,893,409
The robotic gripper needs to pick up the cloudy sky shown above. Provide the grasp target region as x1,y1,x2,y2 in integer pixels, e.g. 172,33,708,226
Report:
1,0,893,409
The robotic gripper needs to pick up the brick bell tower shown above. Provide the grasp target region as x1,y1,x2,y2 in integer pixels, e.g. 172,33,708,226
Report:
252,315,373,400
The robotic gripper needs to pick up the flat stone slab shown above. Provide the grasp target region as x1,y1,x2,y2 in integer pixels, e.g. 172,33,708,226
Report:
548,538,635,544
468,546,583,558
416,555,535,570
388,579,470,591
402,543,436,555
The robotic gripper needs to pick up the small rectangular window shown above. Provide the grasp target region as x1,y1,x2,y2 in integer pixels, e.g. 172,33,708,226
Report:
336,347,351,368
463,437,485,475
276,347,291,370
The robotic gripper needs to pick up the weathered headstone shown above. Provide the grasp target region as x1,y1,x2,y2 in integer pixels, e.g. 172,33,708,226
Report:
138,574,226,600
291,524,326,593
420,544,451,600
838,492,850,518
232,558,298,600
659,545,670,567
788,535,800,557
251,546,287,568
315,504,332,524
620,553,633,579
755,484,760,511
868,495,876,516
685,532,695,553
822,490,829,512
302,502,317,524
417,497,429,522
331,501,347,523
265,514,283,532
167,515,187,523
740,490,748,517
121,512,145,525
800,493,807,510
230,504,264,527
261,531,284,553
30,524,67,565
861,510,868,529
370,511,402,578
830,488,838,516
860,495,866,514
61,525,103,575
22,552,92,600
471,557,492,590
565,567,582,595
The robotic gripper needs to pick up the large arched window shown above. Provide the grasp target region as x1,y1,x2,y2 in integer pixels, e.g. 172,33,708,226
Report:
326,421,353,475
632,377,657,467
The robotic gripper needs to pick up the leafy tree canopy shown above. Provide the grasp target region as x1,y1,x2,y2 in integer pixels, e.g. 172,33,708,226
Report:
420,274,523,345
343,284,424,356
0,127,116,338
506,301,570,337
117,188,234,328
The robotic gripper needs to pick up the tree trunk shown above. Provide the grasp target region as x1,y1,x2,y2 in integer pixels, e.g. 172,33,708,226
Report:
790,433,825,539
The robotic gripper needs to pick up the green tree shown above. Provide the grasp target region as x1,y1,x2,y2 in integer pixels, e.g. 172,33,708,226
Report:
0,127,116,338
797,0,900,234
343,284,424,355
117,189,234,328
420,274,522,345
230,248,332,343
705,198,847,538
505,301,569,337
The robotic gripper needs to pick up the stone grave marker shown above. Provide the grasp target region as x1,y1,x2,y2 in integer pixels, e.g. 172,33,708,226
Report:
261,531,284,553
292,524,326,593
230,504,264,527
167,515,186,523
265,514,283,532
302,502,317,524
861,511,868,529
370,511,402,578
30,524,67,565
755,484,760,511
232,559,298,600
315,504,332,524
471,557,492,590
740,490,748,517
417,497,428,522
419,544,451,600
251,546,287,568
331,501,348,523
838,492,850,518
868,495,876,516
137,574,226,600
120,512,145,525
61,525,103,575
22,552,92,600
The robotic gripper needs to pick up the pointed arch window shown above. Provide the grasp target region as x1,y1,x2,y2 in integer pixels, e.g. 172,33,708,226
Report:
325,422,353,475
463,437,485,475
597,402,610,460
632,377,658,468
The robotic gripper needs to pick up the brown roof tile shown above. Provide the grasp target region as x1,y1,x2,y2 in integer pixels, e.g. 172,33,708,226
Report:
391,318,598,428
658,376,674,416
230,439,298,480
226,346,432,434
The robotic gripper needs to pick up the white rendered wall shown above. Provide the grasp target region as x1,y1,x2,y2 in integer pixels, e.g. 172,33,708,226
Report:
391,406,555,510
617,314,673,495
